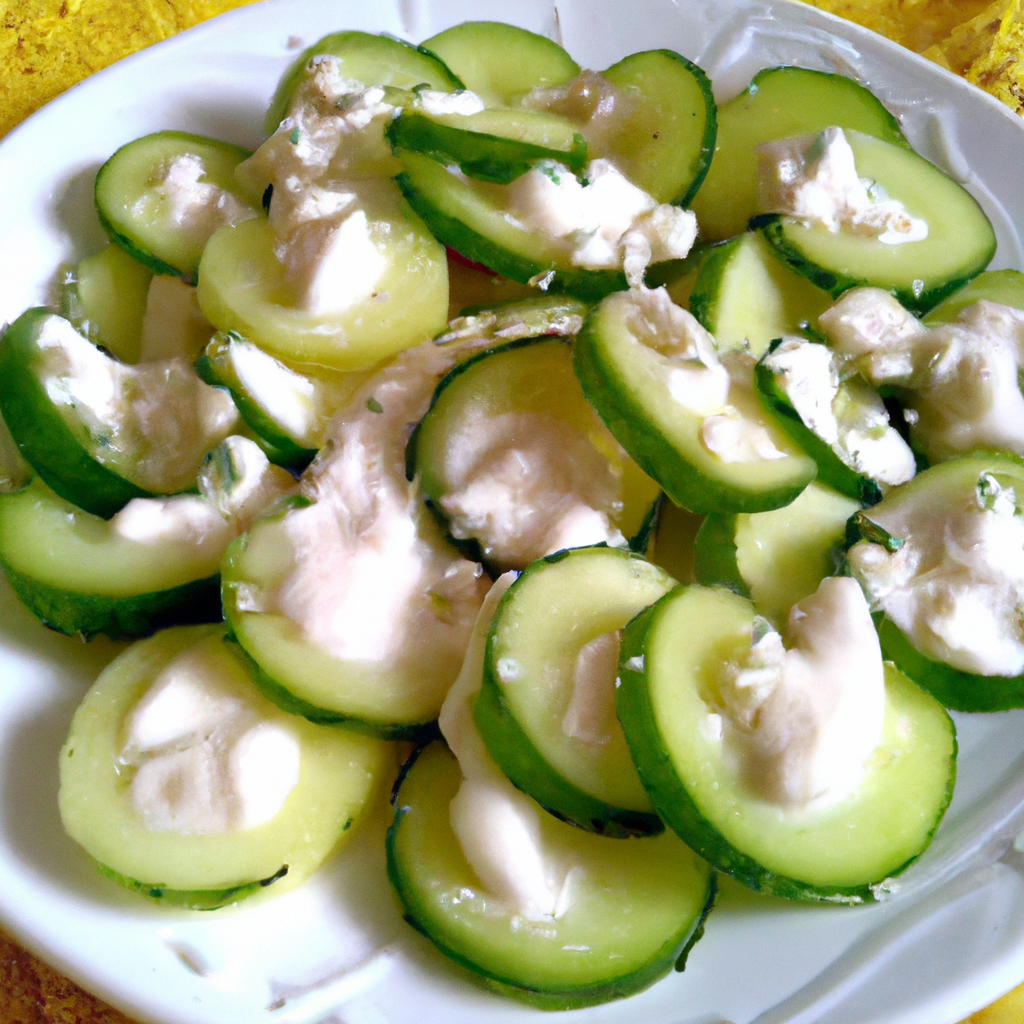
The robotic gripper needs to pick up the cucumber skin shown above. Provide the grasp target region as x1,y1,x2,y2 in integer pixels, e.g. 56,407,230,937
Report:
0,556,221,640
616,595,957,903
876,616,1024,712
386,112,588,185
194,351,316,470
760,217,994,316
394,172,628,303
692,515,750,597
95,860,291,911
573,313,814,515
754,352,882,506
0,309,153,518
386,742,711,1010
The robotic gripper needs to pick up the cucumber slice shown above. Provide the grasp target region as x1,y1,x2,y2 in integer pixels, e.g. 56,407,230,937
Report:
0,414,30,495
409,337,661,572
387,742,714,1009
690,66,908,242
846,455,1024,710
574,288,816,514
196,331,376,467
617,585,956,901
95,131,257,284
922,268,1024,325
395,151,626,301
694,480,860,625
265,30,462,136
598,49,716,206
761,131,996,313
438,293,589,345
0,479,223,639
387,107,587,184
59,624,386,908
475,547,673,836
0,309,238,517
689,232,832,357
62,245,153,364
196,200,449,371
755,336,915,503
420,23,579,108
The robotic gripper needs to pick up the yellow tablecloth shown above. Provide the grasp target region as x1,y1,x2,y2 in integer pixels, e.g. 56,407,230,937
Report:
1,1,1023,1021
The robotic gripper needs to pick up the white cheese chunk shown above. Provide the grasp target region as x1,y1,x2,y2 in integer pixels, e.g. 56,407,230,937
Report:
121,637,301,835
715,577,886,808
138,276,214,363
757,127,928,245
35,314,239,493
561,631,620,746
416,89,486,117
439,575,579,919
848,469,1024,676
144,153,253,250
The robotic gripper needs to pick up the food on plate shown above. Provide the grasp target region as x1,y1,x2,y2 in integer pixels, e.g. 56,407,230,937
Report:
0,13,1018,1009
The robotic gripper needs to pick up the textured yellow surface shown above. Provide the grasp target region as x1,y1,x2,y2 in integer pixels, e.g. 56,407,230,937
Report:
2,0,1024,1022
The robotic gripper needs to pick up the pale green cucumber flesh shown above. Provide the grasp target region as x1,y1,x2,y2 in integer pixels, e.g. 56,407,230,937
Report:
447,293,589,341
0,309,154,517
265,30,463,136
754,352,882,504
694,481,860,625
395,151,627,301
59,625,387,902
409,337,661,570
387,742,714,1008
922,268,1024,325
475,546,674,836
690,232,832,357
420,23,579,108
617,585,957,901
574,291,816,514
761,132,996,313
599,49,717,206
95,131,254,283
690,65,908,242
387,108,587,184
196,205,449,371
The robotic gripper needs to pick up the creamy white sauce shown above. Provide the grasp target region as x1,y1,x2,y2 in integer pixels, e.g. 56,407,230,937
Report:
757,127,928,244
196,434,296,529
714,577,886,808
561,631,620,746
848,469,1024,676
121,637,301,835
439,575,580,919
35,314,238,493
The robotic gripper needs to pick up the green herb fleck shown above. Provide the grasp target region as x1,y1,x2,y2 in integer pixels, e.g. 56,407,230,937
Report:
367,397,383,414
289,127,300,144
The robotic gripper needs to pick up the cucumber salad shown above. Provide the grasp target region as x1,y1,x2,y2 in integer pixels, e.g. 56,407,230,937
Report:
11,16,1024,1009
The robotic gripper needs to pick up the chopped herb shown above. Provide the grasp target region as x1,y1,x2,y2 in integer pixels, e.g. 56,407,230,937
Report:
367,397,383,413
289,127,300,144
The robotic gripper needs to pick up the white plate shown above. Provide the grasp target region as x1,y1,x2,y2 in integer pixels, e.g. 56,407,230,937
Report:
3,2,1024,1022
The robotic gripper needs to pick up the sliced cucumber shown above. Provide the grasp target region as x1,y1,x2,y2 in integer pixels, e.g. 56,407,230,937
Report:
420,22,579,108
387,107,587,184
387,741,714,1009
922,268,1024,325
761,131,996,313
574,288,816,514
694,480,859,625
62,244,153,364
438,293,589,345
690,66,908,242
0,414,30,495
617,584,956,901
265,30,462,136
59,624,386,908
95,131,257,284
846,455,1024,710
196,198,449,371
395,151,626,301
196,331,376,467
0,309,238,517
689,232,832,357
409,337,660,571
756,336,915,503
597,49,716,206
474,547,673,836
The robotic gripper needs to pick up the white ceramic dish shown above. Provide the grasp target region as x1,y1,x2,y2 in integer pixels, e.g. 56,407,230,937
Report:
3,2,1024,1022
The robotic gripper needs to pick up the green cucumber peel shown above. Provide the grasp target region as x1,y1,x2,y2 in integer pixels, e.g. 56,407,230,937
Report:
692,515,750,597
